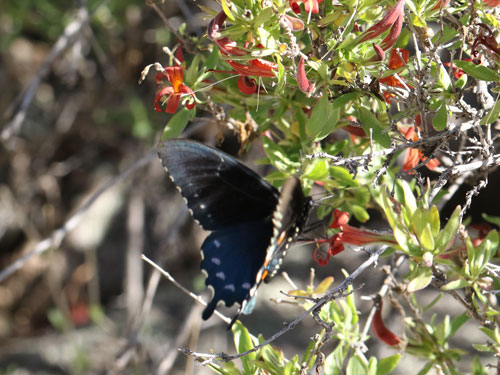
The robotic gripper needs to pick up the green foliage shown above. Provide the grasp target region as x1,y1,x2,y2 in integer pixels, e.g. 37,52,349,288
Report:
147,0,500,373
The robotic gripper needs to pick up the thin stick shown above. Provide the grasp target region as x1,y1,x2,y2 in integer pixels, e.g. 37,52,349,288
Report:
141,255,232,324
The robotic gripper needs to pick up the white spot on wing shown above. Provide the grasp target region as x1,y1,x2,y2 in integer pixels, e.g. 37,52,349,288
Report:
211,257,221,265
213,239,221,248
242,282,251,290
200,204,206,209
224,284,236,292
216,272,225,280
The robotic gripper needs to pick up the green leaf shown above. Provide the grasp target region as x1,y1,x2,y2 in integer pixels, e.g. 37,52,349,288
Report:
351,205,370,223
472,356,488,375
453,60,500,82
231,321,256,374
474,230,499,272
221,0,235,21
314,277,334,294
346,355,368,375
376,354,401,375
454,73,467,89
482,213,500,227
472,344,495,352
306,93,340,141
438,65,451,90
480,326,500,345
480,97,500,125
275,53,286,93
368,357,377,375
303,158,329,180
435,206,460,253
449,313,469,338
429,206,440,237
410,209,434,253
357,107,391,148
433,100,448,131
184,54,200,85
407,268,432,292
419,222,435,252
399,178,417,217
161,108,194,139
329,166,358,187
441,279,469,290
261,137,296,172
253,6,273,26
324,344,346,375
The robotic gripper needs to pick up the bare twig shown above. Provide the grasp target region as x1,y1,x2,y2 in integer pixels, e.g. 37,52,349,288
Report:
141,254,232,324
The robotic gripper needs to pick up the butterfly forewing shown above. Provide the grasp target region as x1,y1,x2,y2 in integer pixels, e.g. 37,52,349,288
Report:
158,140,279,231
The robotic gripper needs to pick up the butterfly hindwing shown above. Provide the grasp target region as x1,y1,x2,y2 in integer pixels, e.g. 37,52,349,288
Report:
200,220,272,320
158,140,279,230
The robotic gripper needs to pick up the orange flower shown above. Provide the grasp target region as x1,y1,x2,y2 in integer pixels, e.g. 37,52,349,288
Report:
401,125,440,173
154,66,195,113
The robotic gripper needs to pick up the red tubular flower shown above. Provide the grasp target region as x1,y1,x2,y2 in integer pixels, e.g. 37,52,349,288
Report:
379,48,410,87
379,48,410,103
471,24,500,64
227,59,276,78
359,0,405,50
207,11,277,94
443,61,467,79
297,57,315,94
313,210,397,265
154,66,195,113
370,43,386,62
380,12,403,50
343,125,367,138
289,0,323,14
401,125,440,173
371,300,403,347
237,76,257,94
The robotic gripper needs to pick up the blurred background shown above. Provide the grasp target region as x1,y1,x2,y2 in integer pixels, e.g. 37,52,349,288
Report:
0,1,493,374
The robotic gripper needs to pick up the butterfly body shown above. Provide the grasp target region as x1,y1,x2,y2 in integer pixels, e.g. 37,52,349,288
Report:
158,139,310,322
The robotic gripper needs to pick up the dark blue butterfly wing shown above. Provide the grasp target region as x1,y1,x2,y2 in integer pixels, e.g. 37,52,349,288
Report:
158,140,310,323
200,220,272,320
157,140,279,231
